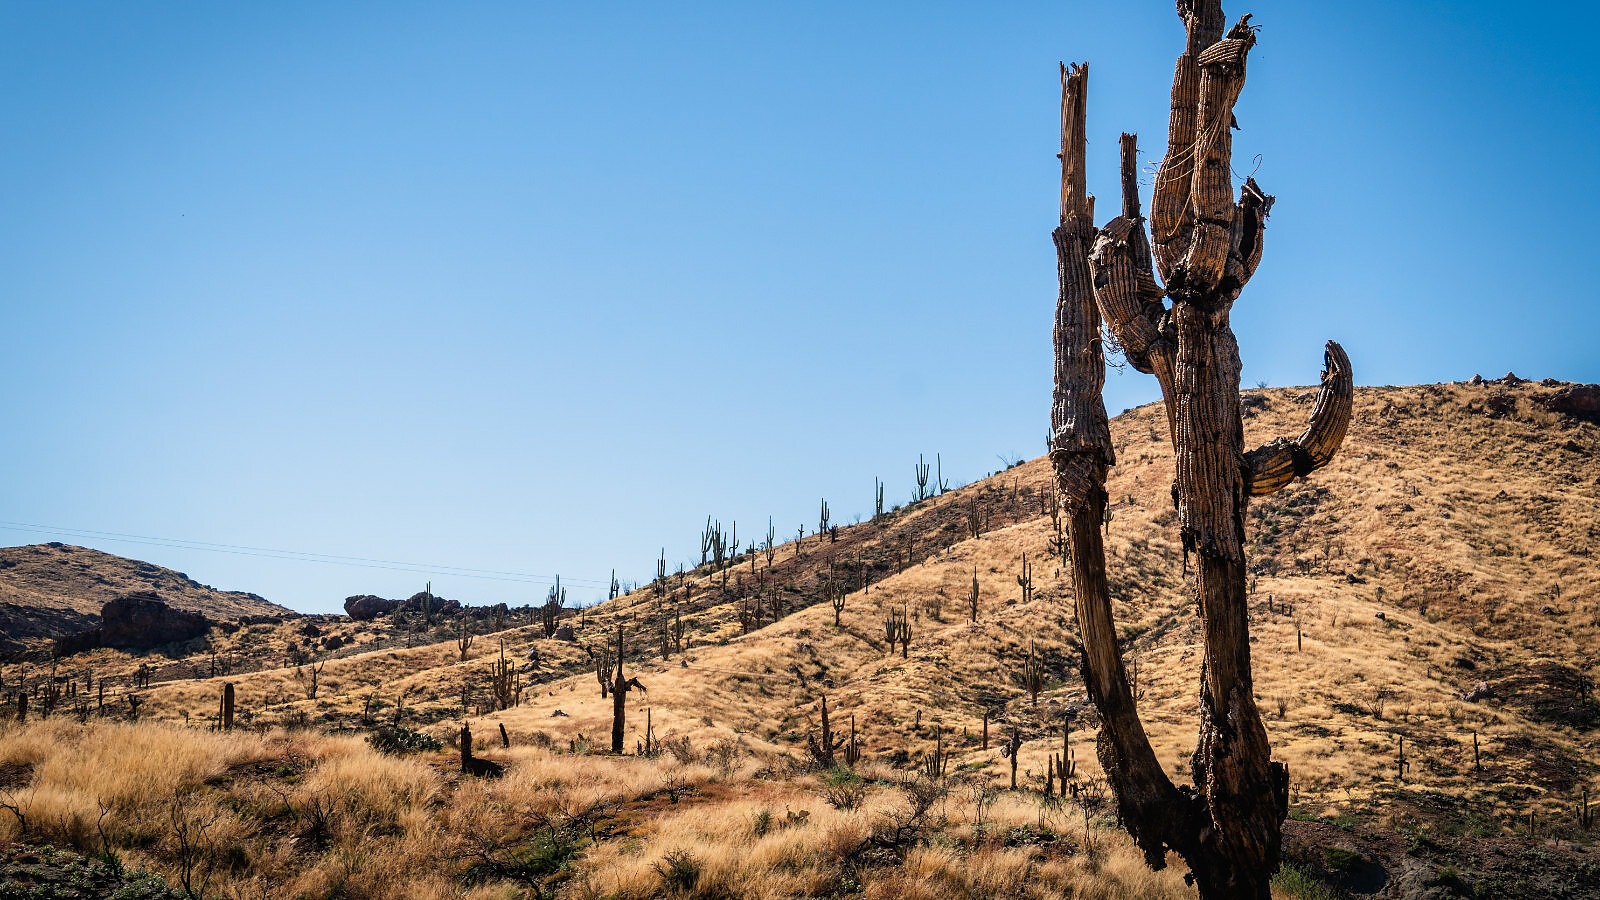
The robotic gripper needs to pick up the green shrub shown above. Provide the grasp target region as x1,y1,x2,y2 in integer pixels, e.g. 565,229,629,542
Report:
1272,864,1343,900
365,724,442,755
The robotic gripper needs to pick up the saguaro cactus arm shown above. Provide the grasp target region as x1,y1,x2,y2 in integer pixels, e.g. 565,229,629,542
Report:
1090,134,1177,438
1242,342,1354,496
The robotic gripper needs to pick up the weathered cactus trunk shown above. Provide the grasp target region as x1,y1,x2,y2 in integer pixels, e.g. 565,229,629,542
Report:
1049,6,1354,897
609,624,645,754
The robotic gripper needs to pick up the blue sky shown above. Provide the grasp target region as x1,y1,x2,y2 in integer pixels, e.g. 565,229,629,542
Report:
3,2,1596,613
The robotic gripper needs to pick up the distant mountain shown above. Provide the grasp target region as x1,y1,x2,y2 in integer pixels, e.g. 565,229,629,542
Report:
0,543,294,654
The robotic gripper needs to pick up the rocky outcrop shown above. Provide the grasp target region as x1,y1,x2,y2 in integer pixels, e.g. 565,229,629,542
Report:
100,592,210,648
343,594,399,620
54,592,212,655
400,591,461,616
1544,384,1600,424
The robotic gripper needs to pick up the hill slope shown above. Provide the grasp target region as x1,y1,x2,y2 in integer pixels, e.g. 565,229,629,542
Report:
8,377,1598,897
0,543,293,653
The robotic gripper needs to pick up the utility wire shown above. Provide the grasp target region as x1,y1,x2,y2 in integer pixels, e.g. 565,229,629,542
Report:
0,520,612,589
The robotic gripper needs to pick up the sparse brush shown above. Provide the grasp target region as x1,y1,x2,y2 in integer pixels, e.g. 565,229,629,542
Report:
819,767,867,810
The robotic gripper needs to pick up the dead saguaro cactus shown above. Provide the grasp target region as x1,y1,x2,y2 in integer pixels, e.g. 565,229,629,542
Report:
806,695,845,768
1019,640,1046,707
305,658,326,700
884,604,911,658
459,722,504,778
608,624,645,754
1048,9,1354,897
489,641,516,711
968,566,981,624
219,682,234,731
541,578,565,638
844,714,862,768
922,727,950,780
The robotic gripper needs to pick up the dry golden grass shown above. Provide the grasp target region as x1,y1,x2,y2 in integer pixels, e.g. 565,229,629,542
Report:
0,717,1180,898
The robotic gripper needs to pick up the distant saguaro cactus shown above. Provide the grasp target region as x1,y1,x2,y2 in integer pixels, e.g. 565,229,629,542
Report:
540,577,565,638
1049,16,1353,895
884,605,911,658
489,641,516,711
1020,640,1045,707
806,695,845,768
830,582,847,627
844,714,862,768
914,455,931,502
968,566,981,624
305,658,326,700
608,624,645,754
219,682,234,731
922,726,950,780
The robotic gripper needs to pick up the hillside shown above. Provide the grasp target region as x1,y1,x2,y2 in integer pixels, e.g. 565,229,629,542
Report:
2,377,1598,898
0,543,293,654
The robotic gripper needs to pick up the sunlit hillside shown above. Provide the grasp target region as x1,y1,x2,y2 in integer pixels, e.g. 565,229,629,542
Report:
3,377,1598,898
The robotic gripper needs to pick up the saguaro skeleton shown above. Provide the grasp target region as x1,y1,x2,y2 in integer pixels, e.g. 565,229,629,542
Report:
1049,4,1353,898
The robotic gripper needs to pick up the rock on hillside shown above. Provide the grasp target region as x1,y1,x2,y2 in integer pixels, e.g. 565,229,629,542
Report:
0,543,292,655
53,592,215,655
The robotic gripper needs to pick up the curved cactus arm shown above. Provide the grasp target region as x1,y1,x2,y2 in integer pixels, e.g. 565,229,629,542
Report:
1243,341,1354,496
1223,176,1272,298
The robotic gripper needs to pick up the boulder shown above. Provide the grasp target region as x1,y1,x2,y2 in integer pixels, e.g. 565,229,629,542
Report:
99,592,210,649
344,594,399,620
400,591,461,616
1544,384,1600,424
553,624,576,642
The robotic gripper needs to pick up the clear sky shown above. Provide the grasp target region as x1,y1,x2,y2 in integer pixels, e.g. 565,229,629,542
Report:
3,2,1596,614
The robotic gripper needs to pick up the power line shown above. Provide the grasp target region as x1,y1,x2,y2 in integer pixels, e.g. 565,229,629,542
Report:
0,520,613,589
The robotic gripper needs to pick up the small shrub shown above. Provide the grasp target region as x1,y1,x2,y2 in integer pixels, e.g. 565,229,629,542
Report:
1321,845,1363,873
1272,863,1342,900
660,736,696,765
365,724,442,755
654,849,701,891
819,767,867,810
